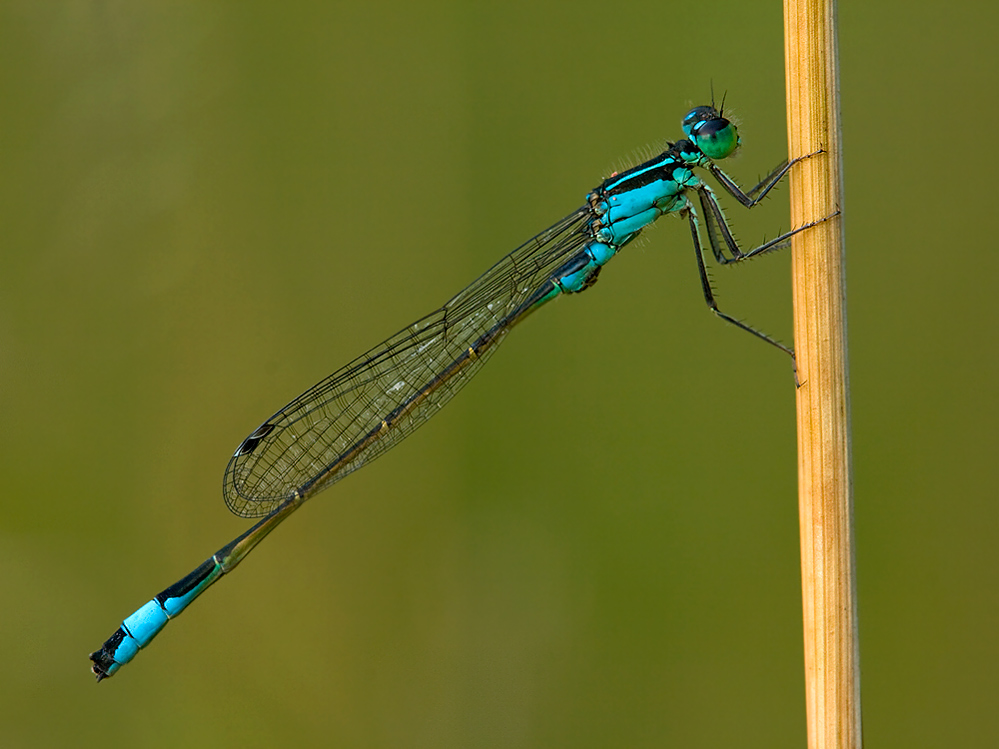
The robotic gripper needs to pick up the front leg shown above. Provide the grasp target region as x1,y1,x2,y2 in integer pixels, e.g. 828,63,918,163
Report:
707,149,825,208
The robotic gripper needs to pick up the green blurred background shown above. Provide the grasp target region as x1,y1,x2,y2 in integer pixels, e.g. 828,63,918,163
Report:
1,1,996,747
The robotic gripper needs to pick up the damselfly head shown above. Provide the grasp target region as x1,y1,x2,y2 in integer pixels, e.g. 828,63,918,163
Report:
682,106,741,161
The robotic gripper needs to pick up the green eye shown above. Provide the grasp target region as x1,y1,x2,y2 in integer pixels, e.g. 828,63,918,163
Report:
692,118,740,160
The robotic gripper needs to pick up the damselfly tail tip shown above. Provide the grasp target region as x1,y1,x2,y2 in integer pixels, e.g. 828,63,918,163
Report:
90,650,112,682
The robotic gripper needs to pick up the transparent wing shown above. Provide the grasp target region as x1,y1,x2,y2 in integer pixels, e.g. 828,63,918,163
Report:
223,206,593,517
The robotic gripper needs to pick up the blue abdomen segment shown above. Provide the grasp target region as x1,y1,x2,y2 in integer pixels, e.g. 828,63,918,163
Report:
90,556,224,680
553,241,618,293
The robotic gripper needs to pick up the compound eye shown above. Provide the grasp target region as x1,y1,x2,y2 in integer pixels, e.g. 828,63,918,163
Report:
681,106,717,137
691,117,740,160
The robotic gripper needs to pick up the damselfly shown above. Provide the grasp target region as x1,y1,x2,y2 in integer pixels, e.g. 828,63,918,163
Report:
90,104,830,681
